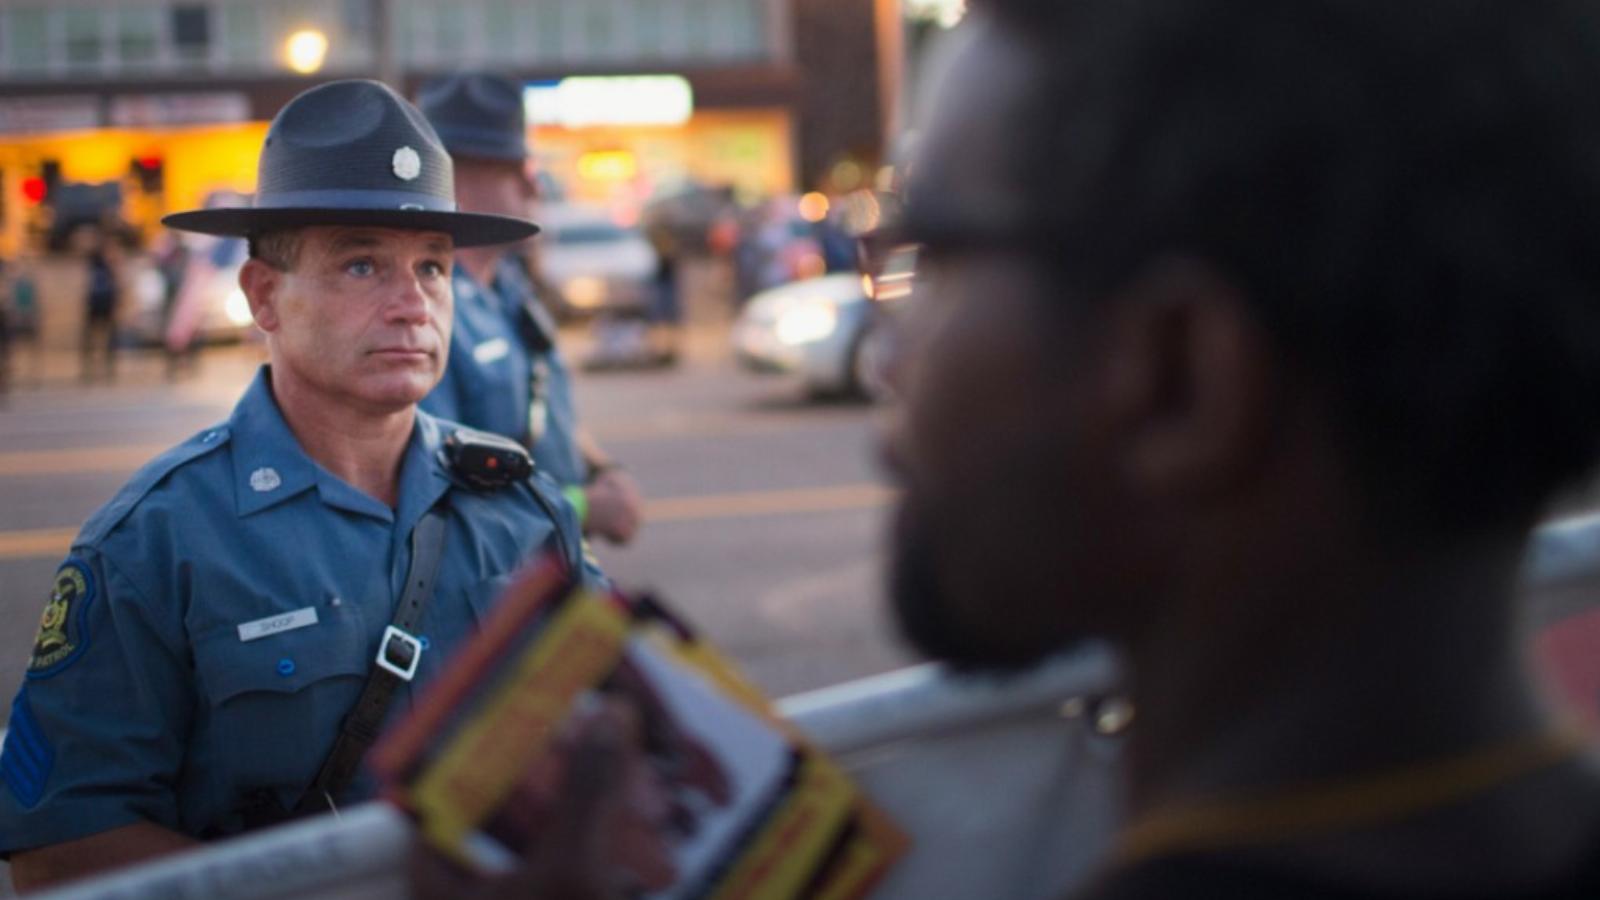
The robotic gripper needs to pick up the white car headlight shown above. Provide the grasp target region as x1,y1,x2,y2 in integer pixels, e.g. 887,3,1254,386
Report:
134,269,166,309
224,288,254,326
774,301,839,346
563,276,607,309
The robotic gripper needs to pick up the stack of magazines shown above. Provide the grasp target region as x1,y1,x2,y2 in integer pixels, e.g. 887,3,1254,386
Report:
372,557,906,899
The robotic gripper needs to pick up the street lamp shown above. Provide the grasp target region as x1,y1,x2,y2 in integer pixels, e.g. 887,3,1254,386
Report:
905,0,967,28
285,29,330,75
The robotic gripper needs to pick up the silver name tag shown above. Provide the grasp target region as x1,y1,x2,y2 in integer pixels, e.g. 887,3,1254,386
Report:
238,607,319,642
473,338,511,364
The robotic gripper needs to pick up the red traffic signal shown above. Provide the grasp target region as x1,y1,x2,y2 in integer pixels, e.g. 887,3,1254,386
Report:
20,176,47,205
129,155,164,192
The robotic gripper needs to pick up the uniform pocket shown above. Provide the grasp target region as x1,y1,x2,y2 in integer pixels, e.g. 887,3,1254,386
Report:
187,603,374,814
193,606,370,705
461,572,517,622
414,572,515,668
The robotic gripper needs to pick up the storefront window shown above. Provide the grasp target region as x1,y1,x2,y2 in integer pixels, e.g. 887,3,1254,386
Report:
401,3,427,63
482,0,519,61
5,9,49,73
434,1,467,61
684,0,711,55
632,0,663,55
535,1,565,62
220,2,262,67
585,2,621,59
722,0,766,58
117,7,162,69
63,8,103,70
340,0,370,40
171,5,211,65
400,2,457,66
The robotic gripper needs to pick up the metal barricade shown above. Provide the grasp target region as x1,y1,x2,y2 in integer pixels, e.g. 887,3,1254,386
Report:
26,647,1125,900
23,512,1600,899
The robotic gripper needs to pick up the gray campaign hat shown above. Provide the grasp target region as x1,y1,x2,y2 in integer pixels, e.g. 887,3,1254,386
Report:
163,79,538,247
418,72,529,162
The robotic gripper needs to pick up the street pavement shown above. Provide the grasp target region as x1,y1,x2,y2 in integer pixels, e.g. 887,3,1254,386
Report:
0,323,918,727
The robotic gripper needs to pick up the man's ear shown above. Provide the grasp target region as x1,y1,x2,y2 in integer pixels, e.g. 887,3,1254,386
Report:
239,258,281,333
1100,256,1277,499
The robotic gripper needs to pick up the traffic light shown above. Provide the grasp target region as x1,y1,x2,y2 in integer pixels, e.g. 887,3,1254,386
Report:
39,159,61,204
130,155,164,193
19,177,46,205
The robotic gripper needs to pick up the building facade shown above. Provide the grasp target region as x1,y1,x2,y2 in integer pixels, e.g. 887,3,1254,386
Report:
0,0,890,253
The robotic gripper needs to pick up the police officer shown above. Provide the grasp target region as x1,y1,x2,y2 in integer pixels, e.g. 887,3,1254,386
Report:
418,72,642,546
0,79,594,890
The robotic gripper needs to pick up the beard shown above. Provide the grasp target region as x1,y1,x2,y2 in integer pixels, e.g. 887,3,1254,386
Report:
888,498,1064,673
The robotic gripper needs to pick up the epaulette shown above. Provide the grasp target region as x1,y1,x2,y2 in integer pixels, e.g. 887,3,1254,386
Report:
76,425,233,547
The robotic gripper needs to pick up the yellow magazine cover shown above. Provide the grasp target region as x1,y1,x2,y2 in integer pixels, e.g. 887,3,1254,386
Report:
373,557,905,899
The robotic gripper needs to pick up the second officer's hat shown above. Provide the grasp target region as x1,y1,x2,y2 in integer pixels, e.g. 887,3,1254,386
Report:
418,72,529,162
163,79,538,247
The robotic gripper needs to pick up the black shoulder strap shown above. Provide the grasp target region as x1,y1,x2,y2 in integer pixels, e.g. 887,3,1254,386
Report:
294,502,449,815
523,473,583,576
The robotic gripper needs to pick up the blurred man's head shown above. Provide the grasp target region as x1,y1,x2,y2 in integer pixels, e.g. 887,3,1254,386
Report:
888,0,1600,668
419,73,539,222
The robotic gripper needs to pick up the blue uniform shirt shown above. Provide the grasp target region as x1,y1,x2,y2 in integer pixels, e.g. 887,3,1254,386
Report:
0,367,593,851
423,260,587,487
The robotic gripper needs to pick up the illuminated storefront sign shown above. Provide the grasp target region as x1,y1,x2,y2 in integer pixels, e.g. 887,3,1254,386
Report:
109,92,250,128
0,92,249,134
524,76,694,129
576,150,638,182
0,97,99,135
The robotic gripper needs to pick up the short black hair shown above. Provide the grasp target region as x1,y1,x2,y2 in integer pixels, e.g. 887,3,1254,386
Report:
967,0,1600,531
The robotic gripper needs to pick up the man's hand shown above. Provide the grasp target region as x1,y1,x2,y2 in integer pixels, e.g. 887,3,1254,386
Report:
584,467,643,545
410,700,657,900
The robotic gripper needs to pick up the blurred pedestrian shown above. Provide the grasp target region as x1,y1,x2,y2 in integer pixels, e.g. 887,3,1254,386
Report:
814,204,856,274
152,230,196,379
0,256,11,403
419,72,643,547
8,255,41,386
79,228,120,383
643,221,682,366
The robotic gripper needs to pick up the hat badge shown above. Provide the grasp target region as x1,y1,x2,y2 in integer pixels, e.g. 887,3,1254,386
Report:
392,146,422,181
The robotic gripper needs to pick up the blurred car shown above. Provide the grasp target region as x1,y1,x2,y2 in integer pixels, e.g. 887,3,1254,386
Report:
642,182,737,256
126,233,255,347
732,245,914,401
731,197,828,304
536,204,659,319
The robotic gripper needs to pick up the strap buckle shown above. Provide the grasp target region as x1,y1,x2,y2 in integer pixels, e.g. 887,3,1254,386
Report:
376,625,423,682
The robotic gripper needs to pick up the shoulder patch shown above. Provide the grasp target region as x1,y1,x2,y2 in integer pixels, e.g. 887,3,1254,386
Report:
27,560,95,678
77,425,231,546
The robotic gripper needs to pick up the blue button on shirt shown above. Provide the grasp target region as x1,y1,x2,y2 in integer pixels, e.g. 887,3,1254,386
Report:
423,258,588,487
0,367,594,851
